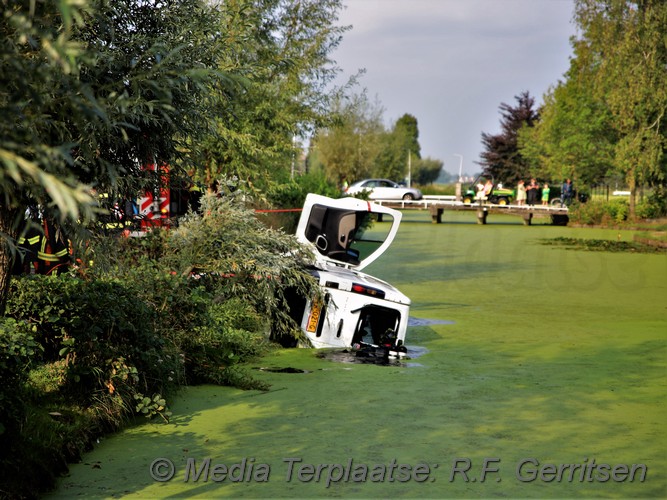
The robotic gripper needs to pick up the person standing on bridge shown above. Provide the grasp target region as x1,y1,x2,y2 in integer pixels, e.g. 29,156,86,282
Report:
541,183,550,205
516,180,526,206
526,178,539,205
562,178,573,205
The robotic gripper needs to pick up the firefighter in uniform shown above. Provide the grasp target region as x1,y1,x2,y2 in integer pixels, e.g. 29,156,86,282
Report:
14,219,70,275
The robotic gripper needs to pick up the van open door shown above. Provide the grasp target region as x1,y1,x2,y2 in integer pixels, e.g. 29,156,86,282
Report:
295,194,402,271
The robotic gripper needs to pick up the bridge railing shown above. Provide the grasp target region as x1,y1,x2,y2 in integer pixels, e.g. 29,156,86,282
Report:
372,196,568,212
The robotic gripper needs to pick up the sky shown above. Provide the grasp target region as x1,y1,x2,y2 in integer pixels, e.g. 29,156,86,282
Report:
331,0,579,178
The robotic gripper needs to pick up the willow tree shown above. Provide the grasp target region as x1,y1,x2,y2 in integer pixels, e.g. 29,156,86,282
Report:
1,1,96,311
0,0,233,311
193,0,350,189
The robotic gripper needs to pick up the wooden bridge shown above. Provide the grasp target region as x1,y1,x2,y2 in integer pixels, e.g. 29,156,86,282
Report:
374,196,570,226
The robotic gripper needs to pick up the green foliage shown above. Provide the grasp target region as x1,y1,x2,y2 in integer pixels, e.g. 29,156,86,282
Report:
0,320,62,499
0,0,235,310
1,403,93,499
0,1,354,496
581,0,667,214
567,200,605,225
374,113,422,182
375,121,411,181
0,0,230,223
1,0,349,308
568,198,635,225
315,111,418,185
6,275,181,404
636,186,667,219
0,0,98,224
520,0,667,218
1,221,293,495
299,171,343,198
265,173,341,232
134,393,172,422
165,188,318,340
0,319,41,380
0,319,42,437
267,174,339,212
395,114,421,159
77,242,273,389
610,199,630,223
419,183,457,196
311,91,386,185
518,64,616,186
193,0,348,188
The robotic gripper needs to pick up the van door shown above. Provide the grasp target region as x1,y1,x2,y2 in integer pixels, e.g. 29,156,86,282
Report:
295,194,402,271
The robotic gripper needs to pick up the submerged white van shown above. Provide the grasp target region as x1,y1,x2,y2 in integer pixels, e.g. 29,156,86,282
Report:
288,194,411,358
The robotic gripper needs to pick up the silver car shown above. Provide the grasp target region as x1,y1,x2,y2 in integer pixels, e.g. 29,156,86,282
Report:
345,179,423,200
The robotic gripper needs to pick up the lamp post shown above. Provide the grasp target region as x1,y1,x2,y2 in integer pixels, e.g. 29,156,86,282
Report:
453,154,463,202
290,134,297,179
453,154,463,182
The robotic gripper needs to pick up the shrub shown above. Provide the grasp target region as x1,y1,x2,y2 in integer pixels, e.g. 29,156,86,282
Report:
568,200,605,225
0,318,42,440
0,318,51,497
164,189,319,341
568,198,629,225
6,275,180,413
636,186,667,219
569,189,667,225
606,198,629,223
265,173,341,232
0,184,318,496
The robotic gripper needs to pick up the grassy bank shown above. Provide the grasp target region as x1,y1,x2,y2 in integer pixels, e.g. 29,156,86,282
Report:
49,211,666,498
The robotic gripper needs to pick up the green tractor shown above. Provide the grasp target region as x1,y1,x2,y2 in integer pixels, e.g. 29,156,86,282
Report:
462,176,514,205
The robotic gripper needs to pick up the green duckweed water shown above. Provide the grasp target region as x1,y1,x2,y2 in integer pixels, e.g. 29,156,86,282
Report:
50,211,666,498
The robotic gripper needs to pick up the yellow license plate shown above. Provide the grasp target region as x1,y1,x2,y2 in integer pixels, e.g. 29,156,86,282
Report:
306,301,321,333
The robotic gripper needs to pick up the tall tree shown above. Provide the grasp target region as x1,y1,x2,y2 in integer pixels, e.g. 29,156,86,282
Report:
395,113,421,160
195,0,349,189
73,0,229,193
1,0,352,313
310,91,385,186
375,114,422,182
518,43,617,188
521,0,667,216
574,0,667,218
479,91,539,186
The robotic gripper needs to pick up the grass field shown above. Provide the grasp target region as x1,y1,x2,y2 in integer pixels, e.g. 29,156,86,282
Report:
50,211,666,498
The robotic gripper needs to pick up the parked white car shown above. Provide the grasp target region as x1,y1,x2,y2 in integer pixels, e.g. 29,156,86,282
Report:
287,194,411,358
345,179,423,200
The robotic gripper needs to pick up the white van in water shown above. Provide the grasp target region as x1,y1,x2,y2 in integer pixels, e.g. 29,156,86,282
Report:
288,194,411,358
